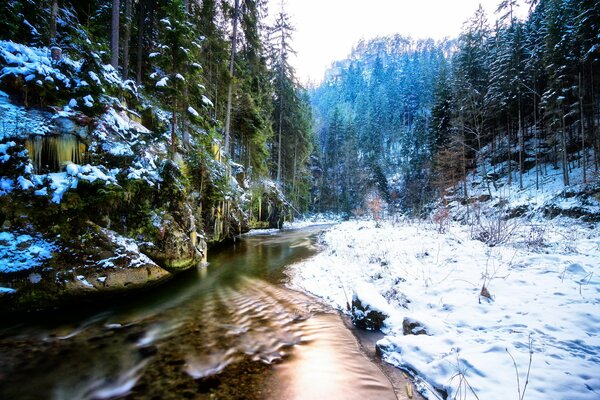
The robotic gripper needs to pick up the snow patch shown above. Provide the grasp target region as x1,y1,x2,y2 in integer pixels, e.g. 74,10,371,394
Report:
0,231,57,273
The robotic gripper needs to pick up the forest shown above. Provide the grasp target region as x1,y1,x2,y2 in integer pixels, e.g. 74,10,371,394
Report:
313,0,600,215
0,0,314,213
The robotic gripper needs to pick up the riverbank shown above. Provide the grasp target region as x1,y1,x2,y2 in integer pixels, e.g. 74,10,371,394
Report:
287,217,600,400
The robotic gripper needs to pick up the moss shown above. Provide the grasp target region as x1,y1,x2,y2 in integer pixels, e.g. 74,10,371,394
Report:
164,257,197,271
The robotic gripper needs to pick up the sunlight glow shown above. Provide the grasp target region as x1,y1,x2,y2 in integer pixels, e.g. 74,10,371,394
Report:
267,0,529,84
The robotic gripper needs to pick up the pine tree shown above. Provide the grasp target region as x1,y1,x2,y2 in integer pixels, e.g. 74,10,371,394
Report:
151,0,205,159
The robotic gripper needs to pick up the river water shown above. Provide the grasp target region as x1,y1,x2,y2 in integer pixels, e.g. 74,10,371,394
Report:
0,225,400,400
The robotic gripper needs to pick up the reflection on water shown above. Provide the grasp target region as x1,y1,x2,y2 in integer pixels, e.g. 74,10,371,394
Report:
270,313,397,400
0,225,396,399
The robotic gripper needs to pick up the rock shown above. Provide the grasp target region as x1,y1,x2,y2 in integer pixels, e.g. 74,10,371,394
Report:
402,318,429,335
140,214,200,272
351,297,388,331
0,224,172,314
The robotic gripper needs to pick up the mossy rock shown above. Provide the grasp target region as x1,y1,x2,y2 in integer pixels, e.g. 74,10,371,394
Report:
139,213,200,272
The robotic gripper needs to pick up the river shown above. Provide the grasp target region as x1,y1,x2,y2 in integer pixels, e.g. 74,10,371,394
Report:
0,225,409,400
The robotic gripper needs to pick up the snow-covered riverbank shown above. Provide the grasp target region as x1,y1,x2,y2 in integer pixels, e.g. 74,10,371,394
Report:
287,217,600,400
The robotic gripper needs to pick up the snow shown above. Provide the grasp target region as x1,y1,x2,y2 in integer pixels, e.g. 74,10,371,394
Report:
17,176,34,190
45,166,118,203
0,141,15,162
0,231,57,273
88,71,101,85
353,282,395,316
288,217,600,400
83,95,94,107
201,95,213,107
187,106,199,117
243,228,282,236
76,275,94,288
97,228,157,269
0,40,74,89
48,172,76,203
156,77,169,88
284,213,344,229
103,141,134,157
34,187,47,196
66,163,79,176
0,90,51,139
0,177,14,194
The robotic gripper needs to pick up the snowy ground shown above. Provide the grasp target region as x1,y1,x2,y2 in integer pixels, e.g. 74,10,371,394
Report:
288,215,600,399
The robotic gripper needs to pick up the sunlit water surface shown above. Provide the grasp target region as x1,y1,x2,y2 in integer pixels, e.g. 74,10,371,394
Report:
0,225,396,400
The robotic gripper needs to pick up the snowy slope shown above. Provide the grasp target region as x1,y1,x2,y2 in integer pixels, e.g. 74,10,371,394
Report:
288,164,600,400
289,218,599,400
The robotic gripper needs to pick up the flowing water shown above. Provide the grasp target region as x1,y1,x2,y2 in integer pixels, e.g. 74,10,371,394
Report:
0,225,399,400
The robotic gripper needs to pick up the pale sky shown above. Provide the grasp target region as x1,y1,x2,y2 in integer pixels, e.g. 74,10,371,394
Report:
266,0,529,85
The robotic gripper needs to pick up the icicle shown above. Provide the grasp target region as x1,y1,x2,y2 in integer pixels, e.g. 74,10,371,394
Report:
25,136,44,172
56,135,79,169
24,134,86,172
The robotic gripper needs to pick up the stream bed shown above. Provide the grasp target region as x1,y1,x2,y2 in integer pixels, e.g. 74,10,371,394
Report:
0,225,405,400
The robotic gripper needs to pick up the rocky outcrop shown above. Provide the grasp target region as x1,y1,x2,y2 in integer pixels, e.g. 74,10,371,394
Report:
249,180,288,230
0,223,171,313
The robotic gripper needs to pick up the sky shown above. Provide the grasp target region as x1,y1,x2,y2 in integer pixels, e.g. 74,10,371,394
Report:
266,0,530,85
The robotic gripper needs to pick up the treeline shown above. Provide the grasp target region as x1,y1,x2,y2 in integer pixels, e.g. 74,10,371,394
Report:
313,0,600,215
0,0,314,211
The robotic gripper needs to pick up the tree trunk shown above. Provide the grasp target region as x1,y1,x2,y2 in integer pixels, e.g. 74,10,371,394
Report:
122,0,132,79
561,113,569,186
224,0,240,157
591,62,598,172
135,0,144,84
580,72,587,184
533,76,540,190
182,0,190,148
111,0,120,69
171,104,177,161
292,141,297,207
507,115,512,186
49,0,58,44
277,73,283,183
461,111,468,205
518,95,523,190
